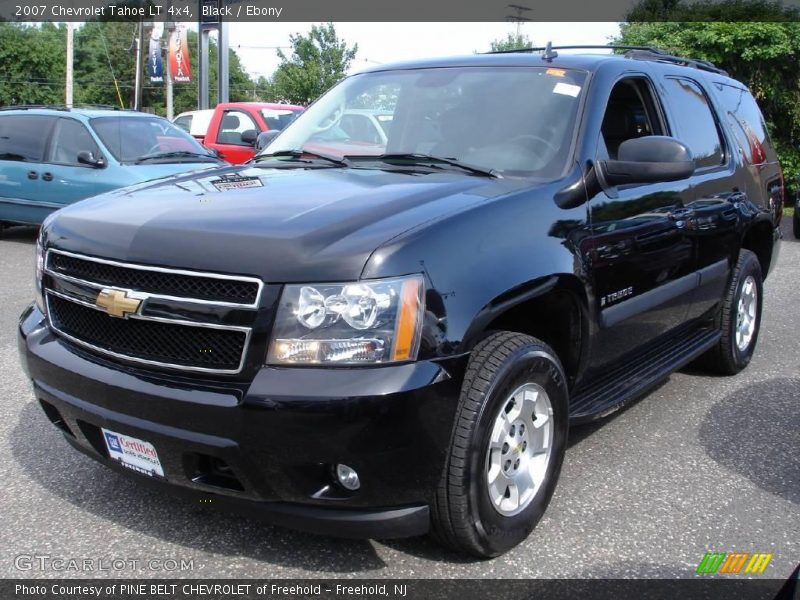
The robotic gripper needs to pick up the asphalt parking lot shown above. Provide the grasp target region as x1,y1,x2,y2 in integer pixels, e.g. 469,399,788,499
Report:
0,221,797,580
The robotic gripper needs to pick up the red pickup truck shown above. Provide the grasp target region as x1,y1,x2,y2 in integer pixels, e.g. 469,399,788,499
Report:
203,102,305,164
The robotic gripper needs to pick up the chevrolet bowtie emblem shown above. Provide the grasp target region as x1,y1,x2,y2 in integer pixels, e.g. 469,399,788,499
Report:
96,288,142,319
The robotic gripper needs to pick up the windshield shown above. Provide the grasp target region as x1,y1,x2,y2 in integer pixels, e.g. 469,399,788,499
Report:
261,108,304,131
263,66,587,177
90,116,213,163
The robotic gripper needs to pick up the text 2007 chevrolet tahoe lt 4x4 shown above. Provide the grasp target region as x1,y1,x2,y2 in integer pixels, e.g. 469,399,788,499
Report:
19,47,782,557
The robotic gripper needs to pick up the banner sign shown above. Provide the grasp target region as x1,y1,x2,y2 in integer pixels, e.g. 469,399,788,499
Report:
168,27,191,83
147,38,164,83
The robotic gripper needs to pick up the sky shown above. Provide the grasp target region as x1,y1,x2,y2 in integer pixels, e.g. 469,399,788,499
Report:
223,22,622,78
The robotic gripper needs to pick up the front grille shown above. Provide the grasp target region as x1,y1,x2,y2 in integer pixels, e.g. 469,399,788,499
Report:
48,295,247,372
49,251,260,305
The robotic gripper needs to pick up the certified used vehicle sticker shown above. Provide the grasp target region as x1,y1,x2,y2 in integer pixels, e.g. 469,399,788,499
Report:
102,428,164,477
211,175,264,192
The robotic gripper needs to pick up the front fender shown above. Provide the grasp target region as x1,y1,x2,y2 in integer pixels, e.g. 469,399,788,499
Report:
361,184,593,359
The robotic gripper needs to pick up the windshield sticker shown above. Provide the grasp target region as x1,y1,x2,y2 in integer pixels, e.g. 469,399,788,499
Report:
553,82,581,97
211,175,264,192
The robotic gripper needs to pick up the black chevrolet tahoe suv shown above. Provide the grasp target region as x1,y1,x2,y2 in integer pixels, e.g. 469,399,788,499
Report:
18,47,783,557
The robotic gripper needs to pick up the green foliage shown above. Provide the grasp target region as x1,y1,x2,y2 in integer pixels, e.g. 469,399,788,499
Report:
0,23,66,105
617,2,800,197
489,32,533,52
271,23,358,105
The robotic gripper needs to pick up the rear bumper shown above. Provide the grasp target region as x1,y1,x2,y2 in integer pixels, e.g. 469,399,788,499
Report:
18,304,466,539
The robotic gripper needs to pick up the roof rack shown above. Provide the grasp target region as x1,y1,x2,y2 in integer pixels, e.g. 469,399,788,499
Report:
485,44,728,76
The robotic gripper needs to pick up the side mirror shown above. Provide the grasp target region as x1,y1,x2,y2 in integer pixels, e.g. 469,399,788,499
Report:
255,130,281,151
77,150,106,168
241,129,258,146
598,136,694,187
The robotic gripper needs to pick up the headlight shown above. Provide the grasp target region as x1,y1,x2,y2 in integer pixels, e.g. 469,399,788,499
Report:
34,233,46,315
267,275,424,365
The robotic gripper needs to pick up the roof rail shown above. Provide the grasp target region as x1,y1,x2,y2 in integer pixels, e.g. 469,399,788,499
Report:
486,44,665,55
0,104,70,112
0,103,135,112
485,44,727,76
623,49,728,75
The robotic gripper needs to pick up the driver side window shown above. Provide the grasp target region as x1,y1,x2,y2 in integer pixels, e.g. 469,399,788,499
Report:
599,78,664,160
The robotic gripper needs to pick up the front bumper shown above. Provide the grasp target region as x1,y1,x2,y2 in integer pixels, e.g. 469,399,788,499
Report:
18,304,466,539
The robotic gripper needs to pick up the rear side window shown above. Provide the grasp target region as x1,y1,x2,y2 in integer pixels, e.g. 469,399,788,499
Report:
663,78,724,169
0,115,55,162
714,84,770,165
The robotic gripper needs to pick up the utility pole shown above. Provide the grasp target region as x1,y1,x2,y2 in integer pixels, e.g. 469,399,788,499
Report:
198,26,210,109
506,4,532,38
134,19,144,110
65,22,74,107
165,40,174,120
218,20,229,104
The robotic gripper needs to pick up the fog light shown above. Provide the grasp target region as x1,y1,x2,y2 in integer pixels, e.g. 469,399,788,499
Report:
335,464,360,491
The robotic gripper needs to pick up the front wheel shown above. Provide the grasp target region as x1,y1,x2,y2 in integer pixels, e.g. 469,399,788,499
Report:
431,332,568,558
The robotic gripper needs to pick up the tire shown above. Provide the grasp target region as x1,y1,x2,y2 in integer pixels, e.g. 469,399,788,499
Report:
699,249,763,375
431,331,569,558
793,212,800,239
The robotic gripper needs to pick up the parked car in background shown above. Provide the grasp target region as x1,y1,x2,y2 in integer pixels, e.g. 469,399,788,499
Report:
0,107,226,229
172,109,215,143
202,102,304,164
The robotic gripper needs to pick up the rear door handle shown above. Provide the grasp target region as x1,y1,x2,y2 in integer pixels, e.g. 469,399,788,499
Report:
42,172,54,182
27,170,38,180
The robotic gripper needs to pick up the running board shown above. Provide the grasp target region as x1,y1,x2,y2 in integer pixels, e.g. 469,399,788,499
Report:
569,326,721,423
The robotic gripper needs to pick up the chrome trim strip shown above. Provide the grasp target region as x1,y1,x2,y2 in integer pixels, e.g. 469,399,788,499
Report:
45,292,251,375
46,289,250,332
46,248,264,309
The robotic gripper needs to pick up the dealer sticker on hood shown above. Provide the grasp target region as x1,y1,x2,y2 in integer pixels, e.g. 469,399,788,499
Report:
211,175,264,192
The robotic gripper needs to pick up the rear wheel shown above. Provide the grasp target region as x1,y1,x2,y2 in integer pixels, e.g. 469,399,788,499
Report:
699,249,763,375
793,211,800,239
431,332,568,558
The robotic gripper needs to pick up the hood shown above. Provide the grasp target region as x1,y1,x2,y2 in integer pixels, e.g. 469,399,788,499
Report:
45,164,522,282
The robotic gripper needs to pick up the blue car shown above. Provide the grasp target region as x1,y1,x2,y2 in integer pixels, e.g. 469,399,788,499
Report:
0,107,225,228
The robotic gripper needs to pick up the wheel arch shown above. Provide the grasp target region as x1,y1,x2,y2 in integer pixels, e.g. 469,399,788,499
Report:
740,219,777,279
460,274,590,389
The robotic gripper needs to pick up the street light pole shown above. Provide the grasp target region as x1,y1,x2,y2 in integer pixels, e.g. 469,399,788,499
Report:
134,19,144,110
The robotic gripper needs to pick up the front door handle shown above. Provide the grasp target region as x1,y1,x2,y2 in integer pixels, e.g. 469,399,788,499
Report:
670,207,694,220
27,170,38,180
42,172,54,182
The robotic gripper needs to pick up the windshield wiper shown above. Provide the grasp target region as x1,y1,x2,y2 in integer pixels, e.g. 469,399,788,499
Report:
135,150,219,164
252,149,350,167
347,153,500,178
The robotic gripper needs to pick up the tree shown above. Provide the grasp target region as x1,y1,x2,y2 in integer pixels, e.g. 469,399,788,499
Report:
617,1,800,195
489,32,533,52
0,23,66,106
271,23,357,105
